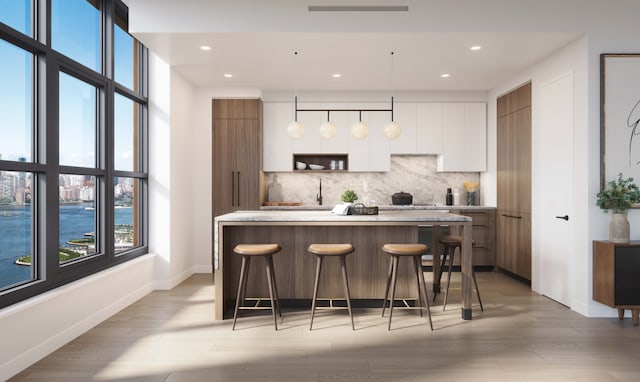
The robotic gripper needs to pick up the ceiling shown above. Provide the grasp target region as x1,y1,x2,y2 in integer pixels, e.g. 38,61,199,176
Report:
126,1,588,92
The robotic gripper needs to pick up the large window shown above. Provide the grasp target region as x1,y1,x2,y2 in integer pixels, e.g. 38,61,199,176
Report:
0,0,31,37
52,0,101,72
0,0,148,307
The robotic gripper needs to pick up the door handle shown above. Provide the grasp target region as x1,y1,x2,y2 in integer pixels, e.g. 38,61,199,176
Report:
555,215,569,221
501,214,522,219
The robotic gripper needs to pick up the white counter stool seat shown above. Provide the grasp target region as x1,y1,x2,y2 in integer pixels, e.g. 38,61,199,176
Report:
307,243,355,330
232,244,282,330
435,235,483,312
381,244,433,331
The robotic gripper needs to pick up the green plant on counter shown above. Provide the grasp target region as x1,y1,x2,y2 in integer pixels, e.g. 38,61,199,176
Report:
341,190,358,203
596,173,640,212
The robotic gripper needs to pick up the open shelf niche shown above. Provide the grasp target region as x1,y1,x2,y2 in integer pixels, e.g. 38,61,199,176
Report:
293,154,348,172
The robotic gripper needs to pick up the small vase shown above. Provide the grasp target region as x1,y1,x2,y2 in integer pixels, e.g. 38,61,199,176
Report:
609,211,630,244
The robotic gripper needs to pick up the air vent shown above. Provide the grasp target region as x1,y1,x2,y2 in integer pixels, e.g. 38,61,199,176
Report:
308,5,408,12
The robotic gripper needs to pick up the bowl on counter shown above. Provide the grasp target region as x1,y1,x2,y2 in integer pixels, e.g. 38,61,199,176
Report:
308,164,325,170
295,161,307,170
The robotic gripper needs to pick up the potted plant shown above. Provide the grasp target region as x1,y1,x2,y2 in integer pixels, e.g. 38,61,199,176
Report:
341,190,358,204
596,173,640,243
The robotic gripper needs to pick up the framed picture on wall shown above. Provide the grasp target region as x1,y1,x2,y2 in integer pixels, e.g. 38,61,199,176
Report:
601,53,640,188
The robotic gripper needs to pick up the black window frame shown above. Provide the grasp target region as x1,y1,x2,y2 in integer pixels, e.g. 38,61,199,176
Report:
0,0,148,308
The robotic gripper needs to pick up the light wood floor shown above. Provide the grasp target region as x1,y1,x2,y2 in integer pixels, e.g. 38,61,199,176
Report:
10,271,640,382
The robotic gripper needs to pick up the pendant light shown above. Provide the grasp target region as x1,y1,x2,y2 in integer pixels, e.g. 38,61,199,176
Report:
351,111,369,139
384,51,401,140
319,111,337,139
288,52,304,139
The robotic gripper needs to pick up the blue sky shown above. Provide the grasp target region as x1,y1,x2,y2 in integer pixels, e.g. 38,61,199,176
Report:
1,0,136,170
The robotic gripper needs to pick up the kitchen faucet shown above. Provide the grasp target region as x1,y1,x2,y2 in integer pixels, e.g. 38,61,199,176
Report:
317,178,323,205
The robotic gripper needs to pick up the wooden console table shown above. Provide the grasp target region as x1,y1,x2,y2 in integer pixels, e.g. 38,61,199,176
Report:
593,240,640,326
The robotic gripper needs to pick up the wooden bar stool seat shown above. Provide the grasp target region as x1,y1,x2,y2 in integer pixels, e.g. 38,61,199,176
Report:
307,244,355,330
232,244,282,330
382,244,433,331
434,235,483,312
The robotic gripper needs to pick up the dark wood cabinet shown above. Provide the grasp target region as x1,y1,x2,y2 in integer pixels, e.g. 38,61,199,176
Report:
593,240,640,326
213,99,263,217
450,208,496,266
496,210,531,278
496,83,532,280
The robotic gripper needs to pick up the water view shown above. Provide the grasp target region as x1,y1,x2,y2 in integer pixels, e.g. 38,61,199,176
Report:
0,203,133,289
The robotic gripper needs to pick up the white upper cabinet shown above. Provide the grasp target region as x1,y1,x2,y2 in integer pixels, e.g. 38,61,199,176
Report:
348,104,391,172
389,103,418,154
292,103,323,154
462,103,487,172
416,103,444,154
437,103,487,172
263,102,293,172
262,100,485,172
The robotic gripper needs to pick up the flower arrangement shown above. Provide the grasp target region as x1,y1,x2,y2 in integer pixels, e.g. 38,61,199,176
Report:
596,173,640,213
341,190,358,203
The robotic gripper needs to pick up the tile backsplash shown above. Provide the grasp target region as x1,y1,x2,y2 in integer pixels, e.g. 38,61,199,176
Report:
264,155,480,206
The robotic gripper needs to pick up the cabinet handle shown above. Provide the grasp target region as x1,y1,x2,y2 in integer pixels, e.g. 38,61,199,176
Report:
231,171,235,206
555,215,569,221
237,171,241,207
501,214,522,219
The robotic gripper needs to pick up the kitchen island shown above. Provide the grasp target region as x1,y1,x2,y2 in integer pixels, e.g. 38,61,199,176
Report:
213,210,474,321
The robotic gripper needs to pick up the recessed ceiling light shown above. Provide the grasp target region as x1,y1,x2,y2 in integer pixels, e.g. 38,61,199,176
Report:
470,45,482,51
223,74,233,78
332,74,342,78
200,45,211,51
441,73,451,78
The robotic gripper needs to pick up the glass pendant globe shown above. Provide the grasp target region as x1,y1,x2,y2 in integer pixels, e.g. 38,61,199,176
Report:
287,121,304,139
384,121,401,140
351,121,369,139
319,121,337,139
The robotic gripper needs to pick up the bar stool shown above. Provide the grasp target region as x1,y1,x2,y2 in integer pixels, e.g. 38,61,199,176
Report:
307,244,355,330
434,236,483,312
232,244,282,330
381,244,433,331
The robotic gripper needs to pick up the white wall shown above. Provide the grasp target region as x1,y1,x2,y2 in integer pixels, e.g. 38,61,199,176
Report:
168,69,197,283
0,255,156,380
149,54,198,288
586,32,640,317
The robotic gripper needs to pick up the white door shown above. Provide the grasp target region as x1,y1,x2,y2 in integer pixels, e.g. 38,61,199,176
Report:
536,72,574,306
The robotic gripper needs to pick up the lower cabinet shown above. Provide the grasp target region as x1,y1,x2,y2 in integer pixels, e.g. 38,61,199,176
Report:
496,209,531,280
593,240,640,325
422,208,495,267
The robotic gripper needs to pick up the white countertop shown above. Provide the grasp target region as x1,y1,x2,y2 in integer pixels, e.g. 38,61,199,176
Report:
215,209,472,223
